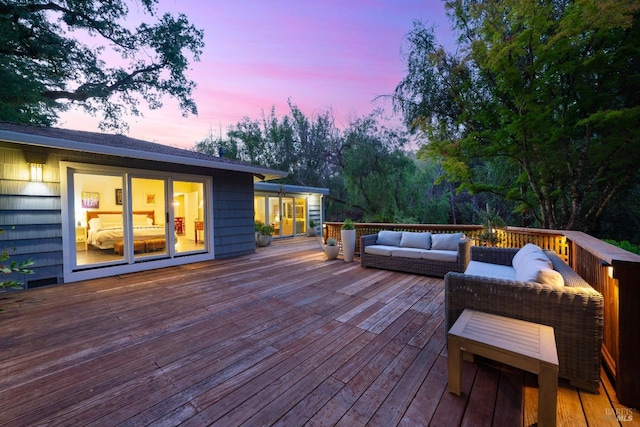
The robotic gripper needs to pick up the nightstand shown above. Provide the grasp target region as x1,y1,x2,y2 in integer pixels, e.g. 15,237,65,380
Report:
75,226,87,251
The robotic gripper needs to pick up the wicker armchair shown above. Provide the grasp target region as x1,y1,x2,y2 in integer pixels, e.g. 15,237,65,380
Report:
444,246,604,393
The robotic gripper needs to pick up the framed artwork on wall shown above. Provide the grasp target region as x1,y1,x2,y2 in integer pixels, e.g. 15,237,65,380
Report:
115,188,123,205
81,192,99,209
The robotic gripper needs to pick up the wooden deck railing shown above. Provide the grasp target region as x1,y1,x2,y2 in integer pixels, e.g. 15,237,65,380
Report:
323,222,640,407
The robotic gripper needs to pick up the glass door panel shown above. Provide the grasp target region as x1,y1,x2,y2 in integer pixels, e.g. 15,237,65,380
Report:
74,173,125,267
281,197,294,237
268,197,281,236
295,198,306,235
131,177,167,260
173,180,205,254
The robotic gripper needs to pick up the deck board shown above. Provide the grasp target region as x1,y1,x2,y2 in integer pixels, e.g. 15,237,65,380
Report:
0,236,637,426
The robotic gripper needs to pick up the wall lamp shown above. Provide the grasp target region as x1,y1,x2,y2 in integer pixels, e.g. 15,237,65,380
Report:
30,163,43,181
24,151,47,182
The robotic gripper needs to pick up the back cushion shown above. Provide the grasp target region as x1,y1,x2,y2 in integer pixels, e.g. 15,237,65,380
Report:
431,233,465,251
400,232,431,250
376,230,403,246
512,243,552,271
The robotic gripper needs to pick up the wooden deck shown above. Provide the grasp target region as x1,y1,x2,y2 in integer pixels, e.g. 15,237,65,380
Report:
1,237,637,426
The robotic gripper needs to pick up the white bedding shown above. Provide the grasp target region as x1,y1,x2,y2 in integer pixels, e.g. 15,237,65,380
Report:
88,225,168,249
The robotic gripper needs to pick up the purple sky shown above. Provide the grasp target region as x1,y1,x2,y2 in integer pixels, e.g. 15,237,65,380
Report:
58,1,456,148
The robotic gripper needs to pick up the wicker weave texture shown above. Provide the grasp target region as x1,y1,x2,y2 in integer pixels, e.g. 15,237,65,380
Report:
445,246,604,393
360,234,471,277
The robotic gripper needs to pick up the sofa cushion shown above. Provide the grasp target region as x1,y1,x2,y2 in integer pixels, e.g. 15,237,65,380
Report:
512,243,552,271
376,230,403,246
364,245,395,256
465,260,517,280
421,250,457,263
431,233,464,251
537,268,565,287
515,259,564,286
391,247,424,259
400,232,431,250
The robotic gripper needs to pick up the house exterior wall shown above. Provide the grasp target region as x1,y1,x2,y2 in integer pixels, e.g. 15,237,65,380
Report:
211,170,256,258
1,141,257,287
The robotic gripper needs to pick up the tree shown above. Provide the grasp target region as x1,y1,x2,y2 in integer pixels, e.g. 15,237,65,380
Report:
0,0,204,132
395,1,640,232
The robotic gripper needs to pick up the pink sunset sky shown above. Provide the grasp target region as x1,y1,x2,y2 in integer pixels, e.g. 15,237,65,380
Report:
57,1,457,149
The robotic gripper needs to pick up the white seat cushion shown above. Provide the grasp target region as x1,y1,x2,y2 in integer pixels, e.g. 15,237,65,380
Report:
364,245,395,256
421,250,457,262
391,247,424,259
464,260,517,281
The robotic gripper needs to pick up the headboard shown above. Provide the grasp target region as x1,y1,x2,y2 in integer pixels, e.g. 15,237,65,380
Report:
86,210,156,231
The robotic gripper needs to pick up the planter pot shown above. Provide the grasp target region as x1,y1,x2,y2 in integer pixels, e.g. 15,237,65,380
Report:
324,245,340,260
307,228,317,237
256,234,272,247
341,229,356,262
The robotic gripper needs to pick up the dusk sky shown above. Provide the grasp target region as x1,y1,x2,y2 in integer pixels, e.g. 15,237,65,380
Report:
57,1,456,149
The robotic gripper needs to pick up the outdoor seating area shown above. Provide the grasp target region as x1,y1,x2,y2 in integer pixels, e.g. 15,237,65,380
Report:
445,245,604,393
1,237,635,426
360,231,471,277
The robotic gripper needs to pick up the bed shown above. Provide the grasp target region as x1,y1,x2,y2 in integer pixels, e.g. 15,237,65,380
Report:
86,210,169,250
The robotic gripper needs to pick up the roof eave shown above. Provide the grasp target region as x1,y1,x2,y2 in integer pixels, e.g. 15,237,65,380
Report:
0,129,287,181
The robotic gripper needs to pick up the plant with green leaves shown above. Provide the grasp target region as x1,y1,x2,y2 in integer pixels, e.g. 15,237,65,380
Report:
395,1,640,233
0,0,204,132
1,228,35,312
341,218,355,230
325,237,337,246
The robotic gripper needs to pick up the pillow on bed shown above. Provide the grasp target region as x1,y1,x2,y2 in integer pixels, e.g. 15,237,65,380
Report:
98,213,123,228
133,214,152,226
88,218,102,230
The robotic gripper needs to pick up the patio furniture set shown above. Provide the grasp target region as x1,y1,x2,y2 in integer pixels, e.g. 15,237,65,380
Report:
360,231,605,426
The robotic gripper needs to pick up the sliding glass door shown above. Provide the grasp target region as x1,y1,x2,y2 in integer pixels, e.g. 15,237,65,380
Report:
68,164,208,272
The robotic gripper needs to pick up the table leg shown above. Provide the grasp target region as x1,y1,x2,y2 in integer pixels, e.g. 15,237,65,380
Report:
448,335,463,395
538,363,558,427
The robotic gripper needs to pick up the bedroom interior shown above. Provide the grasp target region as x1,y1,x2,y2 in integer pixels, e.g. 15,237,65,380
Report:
72,173,205,267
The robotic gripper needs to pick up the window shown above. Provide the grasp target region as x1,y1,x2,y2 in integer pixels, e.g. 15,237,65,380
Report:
64,163,209,275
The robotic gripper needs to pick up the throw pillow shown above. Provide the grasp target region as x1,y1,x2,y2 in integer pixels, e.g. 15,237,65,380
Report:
515,259,560,284
431,233,464,251
376,230,403,246
537,268,564,287
400,232,431,250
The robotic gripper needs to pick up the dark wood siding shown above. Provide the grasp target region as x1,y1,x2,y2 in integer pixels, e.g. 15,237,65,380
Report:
211,170,256,258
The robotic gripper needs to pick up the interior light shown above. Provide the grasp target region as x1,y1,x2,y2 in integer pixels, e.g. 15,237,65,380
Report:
30,163,43,181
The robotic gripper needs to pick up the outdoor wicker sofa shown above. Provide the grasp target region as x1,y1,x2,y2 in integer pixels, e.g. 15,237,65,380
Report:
444,245,604,393
360,231,471,277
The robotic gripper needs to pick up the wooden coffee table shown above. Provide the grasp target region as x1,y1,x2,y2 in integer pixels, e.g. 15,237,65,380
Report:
448,309,558,427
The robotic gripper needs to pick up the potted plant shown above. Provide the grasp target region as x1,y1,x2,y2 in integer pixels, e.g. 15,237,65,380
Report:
255,221,274,247
340,218,356,262
477,206,505,246
323,237,340,260
307,219,317,237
